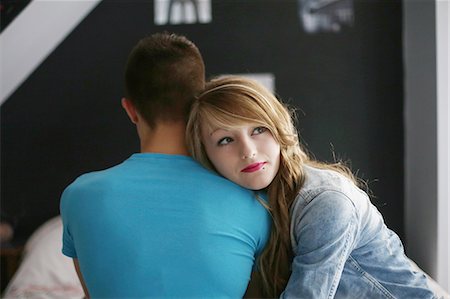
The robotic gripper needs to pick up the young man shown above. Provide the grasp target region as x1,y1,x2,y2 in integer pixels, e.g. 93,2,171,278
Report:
60,33,270,298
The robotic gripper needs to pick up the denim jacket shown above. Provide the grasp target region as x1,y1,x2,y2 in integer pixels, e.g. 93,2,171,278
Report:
280,165,438,299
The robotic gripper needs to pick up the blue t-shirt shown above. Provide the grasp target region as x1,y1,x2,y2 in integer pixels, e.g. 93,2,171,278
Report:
60,153,270,298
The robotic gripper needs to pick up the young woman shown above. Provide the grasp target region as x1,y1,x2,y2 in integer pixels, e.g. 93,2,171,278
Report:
186,76,439,298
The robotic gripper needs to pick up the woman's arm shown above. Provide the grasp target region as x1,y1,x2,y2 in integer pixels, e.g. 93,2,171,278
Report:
281,191,358,298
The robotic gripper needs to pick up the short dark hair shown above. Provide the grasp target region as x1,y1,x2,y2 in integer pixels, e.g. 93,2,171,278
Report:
124,33,205,127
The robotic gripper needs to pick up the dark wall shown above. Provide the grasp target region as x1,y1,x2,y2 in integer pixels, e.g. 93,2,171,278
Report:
1,0,403,240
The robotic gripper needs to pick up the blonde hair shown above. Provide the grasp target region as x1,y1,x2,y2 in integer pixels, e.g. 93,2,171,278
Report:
186,75,357,297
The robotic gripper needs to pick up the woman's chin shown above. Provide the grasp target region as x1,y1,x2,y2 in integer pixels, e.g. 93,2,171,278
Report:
242,181,271,191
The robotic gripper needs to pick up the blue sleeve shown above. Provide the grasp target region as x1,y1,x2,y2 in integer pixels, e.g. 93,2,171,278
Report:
281,191,358,298
252,191,272,272
60,185,78,258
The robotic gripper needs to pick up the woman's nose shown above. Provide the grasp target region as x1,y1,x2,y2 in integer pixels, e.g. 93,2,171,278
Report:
242,151,256,159
240,139,256,159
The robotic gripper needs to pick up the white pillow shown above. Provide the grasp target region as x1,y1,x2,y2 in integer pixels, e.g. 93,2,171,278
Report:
2,216,84,299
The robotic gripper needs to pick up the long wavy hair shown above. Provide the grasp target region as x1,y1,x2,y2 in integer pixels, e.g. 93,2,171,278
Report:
186,75,357,297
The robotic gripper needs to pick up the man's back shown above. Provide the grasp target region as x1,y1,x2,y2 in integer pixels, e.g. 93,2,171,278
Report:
61,153,270,298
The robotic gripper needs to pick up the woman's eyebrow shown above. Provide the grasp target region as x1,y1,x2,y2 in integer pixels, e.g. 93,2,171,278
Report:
209,128,229,137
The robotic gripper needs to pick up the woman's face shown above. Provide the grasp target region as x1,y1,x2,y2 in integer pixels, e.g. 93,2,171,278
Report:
201,123,281,190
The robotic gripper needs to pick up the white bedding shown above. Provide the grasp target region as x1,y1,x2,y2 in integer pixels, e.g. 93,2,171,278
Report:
2,216,84,299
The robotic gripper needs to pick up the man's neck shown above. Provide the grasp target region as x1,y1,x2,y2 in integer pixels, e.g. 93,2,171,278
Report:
139,121,189,156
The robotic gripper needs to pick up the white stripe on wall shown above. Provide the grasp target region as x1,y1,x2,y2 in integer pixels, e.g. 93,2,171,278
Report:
436,0,449,292
0,0,102,104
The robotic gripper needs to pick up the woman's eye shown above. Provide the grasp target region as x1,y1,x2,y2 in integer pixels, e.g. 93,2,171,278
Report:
218,137,233,146
252,127,267,135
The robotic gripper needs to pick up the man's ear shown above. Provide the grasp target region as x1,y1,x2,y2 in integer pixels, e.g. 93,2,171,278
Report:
121,98,139,124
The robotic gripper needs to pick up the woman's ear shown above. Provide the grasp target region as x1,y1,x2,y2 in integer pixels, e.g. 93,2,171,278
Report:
121,98,139,124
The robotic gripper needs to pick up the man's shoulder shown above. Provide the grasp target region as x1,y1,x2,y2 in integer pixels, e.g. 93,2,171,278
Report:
62,162,127,195
191,168,253,194
69,169,109,188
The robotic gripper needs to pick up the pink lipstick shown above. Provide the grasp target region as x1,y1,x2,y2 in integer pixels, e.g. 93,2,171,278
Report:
241,162,267,173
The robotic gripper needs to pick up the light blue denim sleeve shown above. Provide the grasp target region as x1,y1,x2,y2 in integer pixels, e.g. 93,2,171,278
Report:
281,190,358,299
